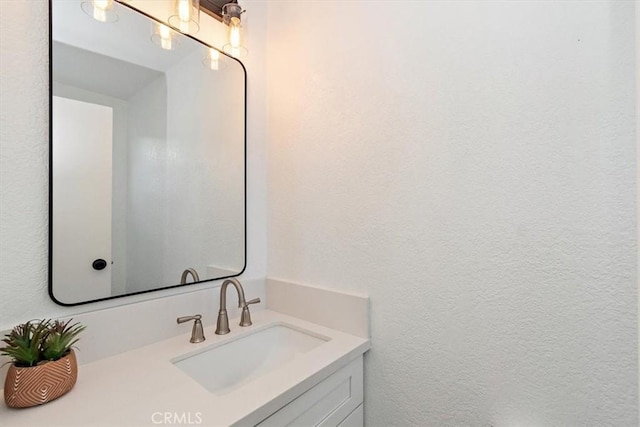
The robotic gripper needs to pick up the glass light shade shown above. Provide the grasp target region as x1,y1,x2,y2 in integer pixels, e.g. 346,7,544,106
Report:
222,17,248,58
203,47,223,71
151,22,179,50
168,0,200,34
81,0,118,23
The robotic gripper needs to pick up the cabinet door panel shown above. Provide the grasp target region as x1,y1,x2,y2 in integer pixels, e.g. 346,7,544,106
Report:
257,357,363,427
337,404,363,427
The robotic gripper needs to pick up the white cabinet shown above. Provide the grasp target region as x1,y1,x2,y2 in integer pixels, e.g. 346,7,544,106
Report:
256,357,364,427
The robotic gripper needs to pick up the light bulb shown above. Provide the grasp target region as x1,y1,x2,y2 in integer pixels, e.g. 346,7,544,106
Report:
81,0,117,23
229,18,241,48
223,19,247,57
93,8,107,22
159,24,173,50
178,0,191,22
208,48,220,70
94,0,110,9
151,22,178,50
169,0,199,34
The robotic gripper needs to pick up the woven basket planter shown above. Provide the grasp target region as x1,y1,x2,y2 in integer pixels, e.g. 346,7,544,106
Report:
3,350,77,408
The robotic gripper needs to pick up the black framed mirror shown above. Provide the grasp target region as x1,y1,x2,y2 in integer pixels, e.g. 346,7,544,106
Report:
49,0,246,306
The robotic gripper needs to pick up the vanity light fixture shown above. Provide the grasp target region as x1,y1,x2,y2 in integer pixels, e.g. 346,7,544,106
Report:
169,0,201,35
222,1,248,58
204,47,221,70
81,0,118,23
151,22,179,50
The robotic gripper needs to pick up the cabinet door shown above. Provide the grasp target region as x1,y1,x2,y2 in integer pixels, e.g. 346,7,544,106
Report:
257,357,363,427
337,404,363,427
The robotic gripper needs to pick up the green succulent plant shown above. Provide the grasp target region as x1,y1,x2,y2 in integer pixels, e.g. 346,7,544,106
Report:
1,320,50,367
1,318,85,367
42,319,85,361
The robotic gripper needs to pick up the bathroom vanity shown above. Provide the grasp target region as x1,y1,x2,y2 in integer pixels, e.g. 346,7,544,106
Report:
0,281,370,426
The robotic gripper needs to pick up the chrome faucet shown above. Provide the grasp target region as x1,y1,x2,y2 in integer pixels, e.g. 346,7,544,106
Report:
215,278,260,335
180,268,200,284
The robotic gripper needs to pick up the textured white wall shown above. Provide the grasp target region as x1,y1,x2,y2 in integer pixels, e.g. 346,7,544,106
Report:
266,1,637,425
0,2,55,326
0,0,267,329
637,2,640,418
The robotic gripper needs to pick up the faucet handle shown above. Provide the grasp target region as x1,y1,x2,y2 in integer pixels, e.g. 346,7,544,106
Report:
177,314,205,343
238,297,260,309
177,314,202,323
239,297,261,327
245,297,261,306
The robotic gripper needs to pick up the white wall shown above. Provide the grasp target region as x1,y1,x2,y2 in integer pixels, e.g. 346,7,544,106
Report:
162,48,245,282
1,1,54,325
0,0,267,329
266,1,637,425
126,74,169,291
637,0,640,419
124,49,245,291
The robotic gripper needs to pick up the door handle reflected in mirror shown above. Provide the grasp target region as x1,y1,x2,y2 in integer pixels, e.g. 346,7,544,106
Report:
92,259,107,271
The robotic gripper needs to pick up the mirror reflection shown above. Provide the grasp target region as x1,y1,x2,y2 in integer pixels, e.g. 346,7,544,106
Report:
50,0,246,305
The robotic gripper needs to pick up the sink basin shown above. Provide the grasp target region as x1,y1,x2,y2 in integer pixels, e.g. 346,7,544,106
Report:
172,324,329,395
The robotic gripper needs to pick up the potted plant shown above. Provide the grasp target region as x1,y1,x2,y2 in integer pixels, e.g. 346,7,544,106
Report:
1,319,85,408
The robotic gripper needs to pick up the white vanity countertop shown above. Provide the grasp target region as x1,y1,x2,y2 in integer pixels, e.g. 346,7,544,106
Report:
0,310,370,427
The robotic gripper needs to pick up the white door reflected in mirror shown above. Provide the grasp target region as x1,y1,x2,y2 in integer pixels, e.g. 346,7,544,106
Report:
52,96,113,303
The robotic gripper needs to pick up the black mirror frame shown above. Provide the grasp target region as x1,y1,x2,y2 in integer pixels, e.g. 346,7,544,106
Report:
48,0,247,306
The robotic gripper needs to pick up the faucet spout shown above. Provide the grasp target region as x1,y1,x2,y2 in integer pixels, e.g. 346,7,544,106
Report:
218,278,246,310
180,268,200,285
215,278,260,335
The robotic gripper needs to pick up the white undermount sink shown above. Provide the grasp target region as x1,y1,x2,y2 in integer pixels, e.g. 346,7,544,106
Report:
172,324,329,395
